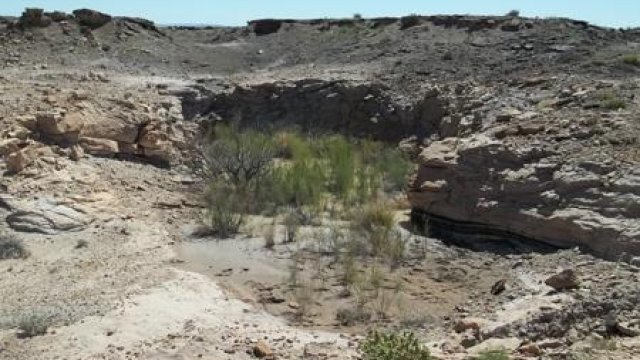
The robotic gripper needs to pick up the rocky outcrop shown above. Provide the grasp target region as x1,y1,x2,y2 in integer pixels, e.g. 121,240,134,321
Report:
408,134,640,259
4,197,92,234
19,8,52,28
73,9,112,29
182,80,446,142
248,19,291,36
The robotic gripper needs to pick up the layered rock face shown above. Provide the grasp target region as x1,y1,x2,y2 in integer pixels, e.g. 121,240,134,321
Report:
408,80,640,259
409,135,640,259
183,80,446,141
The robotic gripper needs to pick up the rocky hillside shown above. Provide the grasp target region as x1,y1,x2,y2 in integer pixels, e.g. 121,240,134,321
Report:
1,7,640,360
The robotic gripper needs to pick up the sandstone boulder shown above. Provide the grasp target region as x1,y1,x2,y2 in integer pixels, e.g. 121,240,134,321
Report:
6,198,92,234
6,146,37,173
36,112,84,144
253,340,273,358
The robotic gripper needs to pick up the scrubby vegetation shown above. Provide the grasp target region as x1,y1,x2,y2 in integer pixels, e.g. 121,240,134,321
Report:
597,89,626,110
0,235,29,260
621,54,640,66
202,124,412,237
0,309,58,338
360,331,433,360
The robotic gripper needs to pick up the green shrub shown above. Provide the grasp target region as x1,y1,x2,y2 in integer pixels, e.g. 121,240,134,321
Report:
0,235,28,260
352,201,395,235
474,349,510,360
204,124,275,187
621,54,640,66
204,181,244,237
360,331,433,360
263,159,327,209
323,135,358,199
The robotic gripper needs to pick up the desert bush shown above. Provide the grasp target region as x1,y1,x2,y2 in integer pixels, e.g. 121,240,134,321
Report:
204,124,275,187
360,331,433,360
336,306,371,326
621,54,640,66
293,280,314,321
340,250,360,288
352,201,395,234
0,235,28,260
323,135,358,199
597,89,626,110
264,222,276,249
262,159,327,210
283,209,303,243
375,147,412,192
505,10,520,17
474,349,510,360
0,309,57,338
204,181,244,237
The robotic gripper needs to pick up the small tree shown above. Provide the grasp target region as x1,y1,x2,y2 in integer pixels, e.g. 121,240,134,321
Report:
204,125,275,188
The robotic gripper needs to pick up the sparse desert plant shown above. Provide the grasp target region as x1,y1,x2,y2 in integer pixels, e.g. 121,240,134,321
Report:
386,230,407,269
352,201,395,235
336,306,372,326
293,280,314,321
399,313,432,329
204,124,275,187
283,209,303,243
340,250,360,288
360,331,433,360
264,158,327,209
204,181,244,237
474,349,510,360
0,235,28,260
0,309,59,338
621,54,640,66
264,222,276,249
597,89,626,110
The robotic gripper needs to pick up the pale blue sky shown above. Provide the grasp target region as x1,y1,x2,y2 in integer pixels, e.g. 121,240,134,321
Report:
2,1,638,28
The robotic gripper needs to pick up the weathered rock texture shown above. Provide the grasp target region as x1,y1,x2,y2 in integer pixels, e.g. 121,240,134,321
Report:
409,114,640,259
182,80,446,141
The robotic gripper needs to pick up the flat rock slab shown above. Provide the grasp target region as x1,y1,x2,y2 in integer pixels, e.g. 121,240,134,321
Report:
6,198,93,234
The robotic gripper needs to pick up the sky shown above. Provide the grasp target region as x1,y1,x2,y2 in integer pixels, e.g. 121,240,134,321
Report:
1,1,639,28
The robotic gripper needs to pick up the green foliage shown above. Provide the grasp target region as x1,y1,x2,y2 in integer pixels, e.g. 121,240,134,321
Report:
0,235,28,260
621,54,640,66
323,135,358,199
474,349,510,360
360,331,433,360
204,181,244,237
264,159,327,209
204,124,275,187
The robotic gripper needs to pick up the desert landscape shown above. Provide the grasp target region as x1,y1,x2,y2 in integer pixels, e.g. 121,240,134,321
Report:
0,7,639,360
